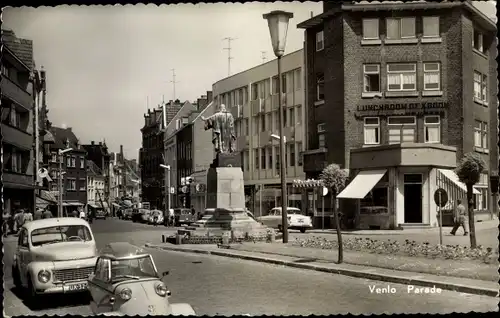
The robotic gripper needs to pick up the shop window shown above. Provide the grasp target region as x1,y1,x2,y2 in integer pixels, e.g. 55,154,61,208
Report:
388,116,416,144
360,187,388,214
423,16,440,37
387,63,416,91
362,18,379,39
254,149,259,170
363,64,380,93
316,31,324,51
386,17,416,39
424,116,441,143
261,147,266,170
316,74,325,101
423,63,440,90
363,117,380,145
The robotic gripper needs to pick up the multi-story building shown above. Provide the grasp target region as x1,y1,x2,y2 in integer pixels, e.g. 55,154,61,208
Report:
298,1,498,229
140,100,182,209
82,141,111,212
2,29,36,214
86,160,106,211
211,49,305,216
48,126,88,215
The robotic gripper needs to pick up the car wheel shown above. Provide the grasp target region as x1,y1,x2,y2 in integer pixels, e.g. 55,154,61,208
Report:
12,264,21,289
300,228,306,233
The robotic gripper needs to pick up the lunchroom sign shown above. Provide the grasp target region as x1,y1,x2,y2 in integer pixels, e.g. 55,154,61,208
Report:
355,102,447,117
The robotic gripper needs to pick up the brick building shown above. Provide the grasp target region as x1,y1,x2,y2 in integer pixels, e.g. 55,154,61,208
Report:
1,30,36,214
164,93,213,211
48,126,87,214
298,1,497,229
211,50,305,217
140,100,182,209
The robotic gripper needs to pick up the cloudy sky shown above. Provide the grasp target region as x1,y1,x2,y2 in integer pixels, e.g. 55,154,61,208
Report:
2,1,496,159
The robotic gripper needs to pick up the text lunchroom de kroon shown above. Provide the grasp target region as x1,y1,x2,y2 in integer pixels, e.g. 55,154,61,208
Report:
356,102,448,112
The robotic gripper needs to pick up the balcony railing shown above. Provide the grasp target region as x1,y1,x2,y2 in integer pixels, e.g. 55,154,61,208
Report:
1,76,33,110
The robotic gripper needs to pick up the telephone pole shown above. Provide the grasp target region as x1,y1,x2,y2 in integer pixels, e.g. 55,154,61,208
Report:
261,51,267,64
170,69,179,101
223,37,237,76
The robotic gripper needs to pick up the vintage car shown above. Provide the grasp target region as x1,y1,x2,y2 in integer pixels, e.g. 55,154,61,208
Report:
95,209,107,220
140,209,152,223
257,207,313,233
192,208,256,227
173,208,196,226
12,218,98,303
148,210,164,225
122,208,133,220
88,242,196,316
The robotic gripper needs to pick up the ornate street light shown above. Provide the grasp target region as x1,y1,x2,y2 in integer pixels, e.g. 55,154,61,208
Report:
263,10,293,243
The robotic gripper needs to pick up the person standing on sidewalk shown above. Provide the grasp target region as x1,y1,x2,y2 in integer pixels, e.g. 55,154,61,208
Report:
42,208,53,219
451,199,469,236
34,208,43,220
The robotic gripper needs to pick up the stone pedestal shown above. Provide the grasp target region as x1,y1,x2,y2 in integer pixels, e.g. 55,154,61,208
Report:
177,152,270,240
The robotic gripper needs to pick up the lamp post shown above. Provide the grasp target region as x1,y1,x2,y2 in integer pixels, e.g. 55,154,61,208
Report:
160,164,171,213
58,148,73,217
263,10,293,244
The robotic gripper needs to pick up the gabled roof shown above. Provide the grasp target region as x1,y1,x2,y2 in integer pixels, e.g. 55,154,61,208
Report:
87,160,102,176
49,126,86,153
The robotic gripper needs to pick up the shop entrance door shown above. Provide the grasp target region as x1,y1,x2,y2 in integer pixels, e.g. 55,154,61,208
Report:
403,174,423,223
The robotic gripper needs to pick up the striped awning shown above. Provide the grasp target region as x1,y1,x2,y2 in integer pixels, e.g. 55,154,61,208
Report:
292,179,325,188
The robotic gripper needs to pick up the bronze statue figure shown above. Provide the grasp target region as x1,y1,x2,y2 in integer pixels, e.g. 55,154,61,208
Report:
201,104,236,154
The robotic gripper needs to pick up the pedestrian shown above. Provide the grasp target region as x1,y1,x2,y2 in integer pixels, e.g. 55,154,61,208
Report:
42,208,53,219
22,209,33,225
34,208,43,220
168,208,174,226
2,210,10,237
71,209,79,218
451,199,469,236
79,208,86,219
191,205,196,216
14,209,24,232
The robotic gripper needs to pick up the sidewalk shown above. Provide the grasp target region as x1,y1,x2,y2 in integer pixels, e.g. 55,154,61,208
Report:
145,242,499,298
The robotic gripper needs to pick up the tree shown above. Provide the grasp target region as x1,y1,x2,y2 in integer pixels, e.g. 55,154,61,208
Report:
320,164,349,263
455,152,486,248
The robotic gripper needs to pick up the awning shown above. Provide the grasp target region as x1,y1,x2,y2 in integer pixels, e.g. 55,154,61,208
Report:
437,169,480,195
88,203,99,209
337,169,387,199
36,197,53,209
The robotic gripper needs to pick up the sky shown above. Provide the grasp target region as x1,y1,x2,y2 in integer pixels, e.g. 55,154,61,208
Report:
2,1,496,160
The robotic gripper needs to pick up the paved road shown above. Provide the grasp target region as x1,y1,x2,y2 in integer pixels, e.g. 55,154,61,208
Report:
3,219,497,316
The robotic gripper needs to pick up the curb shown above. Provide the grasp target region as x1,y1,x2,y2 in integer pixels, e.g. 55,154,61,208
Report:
145,243,499,298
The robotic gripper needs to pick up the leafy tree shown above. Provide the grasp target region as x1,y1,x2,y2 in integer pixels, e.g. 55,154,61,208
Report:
320,164,349,263
455,152,486,248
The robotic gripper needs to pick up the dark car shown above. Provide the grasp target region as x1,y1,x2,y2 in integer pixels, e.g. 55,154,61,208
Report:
173,208,196,226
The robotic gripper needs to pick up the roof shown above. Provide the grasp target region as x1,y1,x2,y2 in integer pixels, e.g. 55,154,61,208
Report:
297,1,496,31
99,242,149,259
87,160,103,176
24,217,90,232
49,126,86,153
1,29,34,70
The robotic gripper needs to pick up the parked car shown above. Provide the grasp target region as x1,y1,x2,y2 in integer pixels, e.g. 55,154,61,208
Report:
256,207,313,233
95,209,107,220
121,208,133,220
140,209,152,223
148,210,164,225
193,208,256,227
173,208,195,226
12,218,98,305
88,242,196,316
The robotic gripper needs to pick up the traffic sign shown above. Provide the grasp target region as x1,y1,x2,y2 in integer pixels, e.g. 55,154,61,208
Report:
434,188,448,208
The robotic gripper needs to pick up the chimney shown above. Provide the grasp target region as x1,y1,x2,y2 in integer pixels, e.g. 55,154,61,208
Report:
206,91,213,102
91,141,95,145
67,127,72,132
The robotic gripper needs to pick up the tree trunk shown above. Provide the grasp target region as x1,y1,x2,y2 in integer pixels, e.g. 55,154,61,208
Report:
466,183,477,248
332,191,343,264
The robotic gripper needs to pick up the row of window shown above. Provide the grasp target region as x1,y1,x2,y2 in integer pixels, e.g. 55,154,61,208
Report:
49,179,86,191
251,68,302,101
315,16,488,55
243,105,302,135
51,153,86,168
240,142,303,173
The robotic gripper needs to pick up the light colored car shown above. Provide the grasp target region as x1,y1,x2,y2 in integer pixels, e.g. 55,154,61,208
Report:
140,209,151,223
148,210,164,225
88,242,196,316
95,209,107,219
12,217,98,304
193,208,256,227
257,207,313,233
122,208,133,220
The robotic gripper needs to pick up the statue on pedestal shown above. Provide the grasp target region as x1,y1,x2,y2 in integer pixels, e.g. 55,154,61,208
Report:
201,104,236,154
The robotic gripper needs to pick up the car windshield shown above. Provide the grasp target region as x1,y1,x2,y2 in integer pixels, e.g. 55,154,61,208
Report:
110,256,158,281
287,209,303,215
151,210,162,216
31,225,93,246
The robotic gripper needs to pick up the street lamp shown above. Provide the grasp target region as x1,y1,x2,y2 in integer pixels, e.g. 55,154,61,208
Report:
160,164,171,213
263,10,293,244
58,148,73,217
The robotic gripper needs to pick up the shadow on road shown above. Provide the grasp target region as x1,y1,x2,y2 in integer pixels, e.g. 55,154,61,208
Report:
10,286,91,311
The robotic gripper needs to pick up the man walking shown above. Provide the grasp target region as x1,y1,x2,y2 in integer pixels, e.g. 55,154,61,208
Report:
451,199,469,236
34,208,43,220
43,208,53,219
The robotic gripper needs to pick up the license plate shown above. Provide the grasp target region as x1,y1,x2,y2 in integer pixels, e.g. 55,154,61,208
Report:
64,282,87,292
